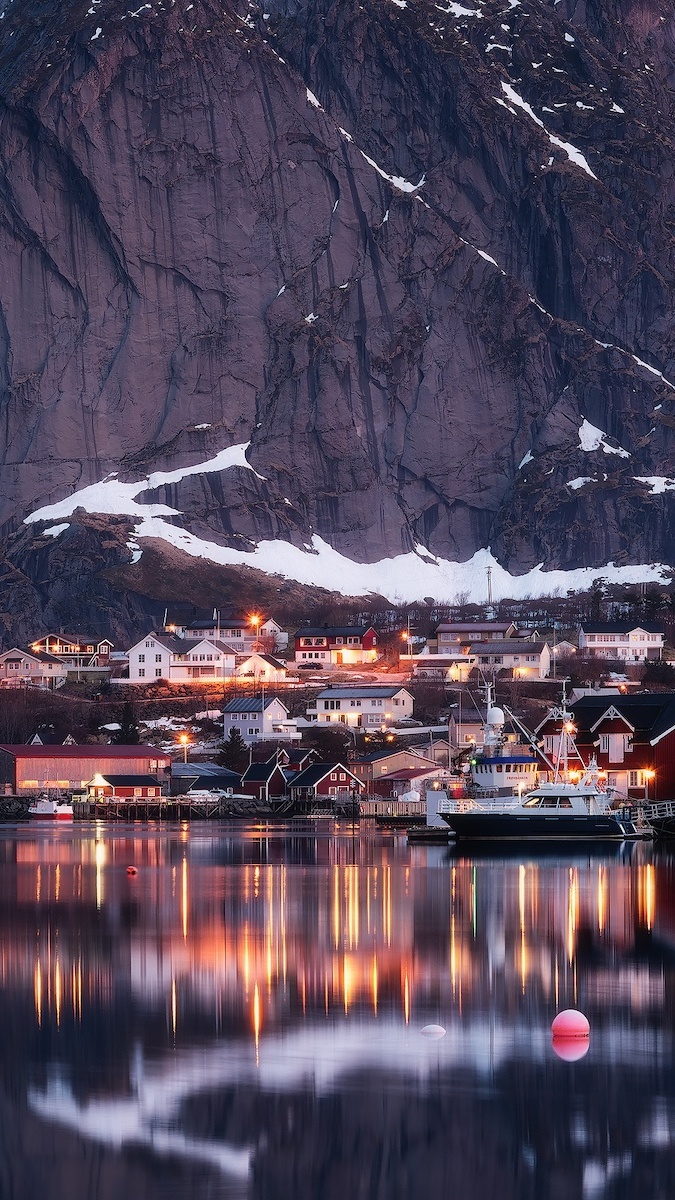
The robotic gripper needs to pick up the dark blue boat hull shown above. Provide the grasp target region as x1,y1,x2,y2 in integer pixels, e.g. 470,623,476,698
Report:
442,812,641,840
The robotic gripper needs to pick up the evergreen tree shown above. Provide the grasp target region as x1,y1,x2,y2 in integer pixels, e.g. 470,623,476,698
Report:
112,701,140,744
218,727,249,772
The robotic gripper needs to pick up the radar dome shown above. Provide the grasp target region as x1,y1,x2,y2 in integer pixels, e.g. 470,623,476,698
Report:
486,706,505,726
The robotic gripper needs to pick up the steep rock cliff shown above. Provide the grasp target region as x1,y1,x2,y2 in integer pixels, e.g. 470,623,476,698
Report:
1,0,675,633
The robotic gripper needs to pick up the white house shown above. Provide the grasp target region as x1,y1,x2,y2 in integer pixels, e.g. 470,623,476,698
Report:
223,697,301,744
469,639,550,679
128,633,237,682
0,648,68,690
235,654,290,683
578,622,664,662
168,614,288,654
306,686,414,728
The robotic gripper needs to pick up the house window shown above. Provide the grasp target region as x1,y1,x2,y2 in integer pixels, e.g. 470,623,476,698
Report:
330,772,338,780
335,637,344,645
155,654,162,662
155,669,162,676
600,734,609,753
145,640,152,647
329,786,337,795
339,772,346,781
138,654,145,663
248,727,259,735
148,788,156,797
139,669,145,678
134,788,142,796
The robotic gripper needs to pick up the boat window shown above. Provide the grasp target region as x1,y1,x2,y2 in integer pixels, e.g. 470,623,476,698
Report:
522,796,542,807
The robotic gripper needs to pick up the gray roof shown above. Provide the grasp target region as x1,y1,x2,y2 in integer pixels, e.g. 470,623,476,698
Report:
580,621,664,635
0,647,66,666
314,686,410,699
171,762,240,779
240,653,287,668
223,697,288,714
294,626,374,638
436,622,513,634
470,640,547,654
290,762,359,788
95,775,161,787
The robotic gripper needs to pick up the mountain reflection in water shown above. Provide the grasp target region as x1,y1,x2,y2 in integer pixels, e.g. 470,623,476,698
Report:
0,822,673,1199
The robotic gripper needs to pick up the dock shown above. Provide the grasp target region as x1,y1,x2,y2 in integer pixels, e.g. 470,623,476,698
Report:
72,794,273,820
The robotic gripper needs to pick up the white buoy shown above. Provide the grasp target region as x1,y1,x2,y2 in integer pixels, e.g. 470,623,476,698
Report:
420,1024,446,1039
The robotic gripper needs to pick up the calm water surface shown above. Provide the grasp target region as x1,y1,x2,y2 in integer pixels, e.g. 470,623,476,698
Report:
1,820,674,1200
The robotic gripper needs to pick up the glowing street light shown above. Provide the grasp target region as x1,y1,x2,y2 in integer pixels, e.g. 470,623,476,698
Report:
178,732,190,763
644,768,655,802
249,613,261,653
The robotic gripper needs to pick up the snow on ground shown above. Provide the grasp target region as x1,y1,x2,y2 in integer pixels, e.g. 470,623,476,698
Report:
578,419,630,457
24,443,264,525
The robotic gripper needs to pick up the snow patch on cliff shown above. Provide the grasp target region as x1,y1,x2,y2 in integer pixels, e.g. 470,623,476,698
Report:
24,443,265,525
578,419,631,457
634,477,675,494
499,82,598,179
115,522,670,603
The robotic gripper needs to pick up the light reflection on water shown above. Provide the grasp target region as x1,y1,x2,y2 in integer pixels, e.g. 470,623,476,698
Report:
0,822,674,1199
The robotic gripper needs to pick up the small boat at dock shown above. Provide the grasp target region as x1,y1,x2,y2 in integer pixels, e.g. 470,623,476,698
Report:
28,797,74,820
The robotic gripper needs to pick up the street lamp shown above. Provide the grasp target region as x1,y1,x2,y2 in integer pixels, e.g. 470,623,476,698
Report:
249,613,261,653
401,617,413,674
178,733,190,763
644,768,655,803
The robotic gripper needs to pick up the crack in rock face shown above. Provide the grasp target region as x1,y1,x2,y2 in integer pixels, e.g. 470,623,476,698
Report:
1,0,675,627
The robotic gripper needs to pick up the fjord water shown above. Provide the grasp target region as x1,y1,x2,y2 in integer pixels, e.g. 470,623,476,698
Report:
1,823,674,1200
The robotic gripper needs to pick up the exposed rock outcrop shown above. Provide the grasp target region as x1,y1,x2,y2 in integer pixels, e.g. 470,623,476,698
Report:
1,0,675,634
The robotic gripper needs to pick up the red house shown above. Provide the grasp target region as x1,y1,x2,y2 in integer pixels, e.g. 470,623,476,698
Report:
536,693,675,802
240,757,288,803
289,762,364,809
87,774,164,799
293,626,378,668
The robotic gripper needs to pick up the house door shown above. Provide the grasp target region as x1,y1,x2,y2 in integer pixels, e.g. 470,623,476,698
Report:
335,652,343,665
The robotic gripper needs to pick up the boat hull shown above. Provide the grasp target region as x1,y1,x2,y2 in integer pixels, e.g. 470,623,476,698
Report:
441,812,642,840
650,817,675,839
29,812,73,820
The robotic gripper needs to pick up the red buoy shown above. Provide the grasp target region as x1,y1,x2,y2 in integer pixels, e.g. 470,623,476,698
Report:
551,1009,590,1038
552,1036,590,1062
126,865,138,876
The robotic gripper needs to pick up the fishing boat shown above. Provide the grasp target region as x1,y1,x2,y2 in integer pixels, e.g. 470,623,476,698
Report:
467,689,538,797
438,692,649,842
28,796,74,820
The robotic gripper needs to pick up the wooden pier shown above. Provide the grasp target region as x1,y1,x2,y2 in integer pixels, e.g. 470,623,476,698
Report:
73,794,256,820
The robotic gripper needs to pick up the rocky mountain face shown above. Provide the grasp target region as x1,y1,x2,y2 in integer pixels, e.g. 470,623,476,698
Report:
1,0,675,639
